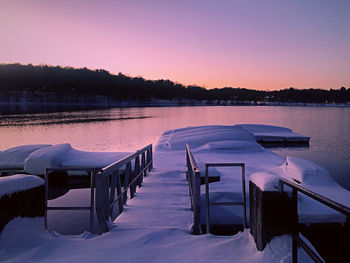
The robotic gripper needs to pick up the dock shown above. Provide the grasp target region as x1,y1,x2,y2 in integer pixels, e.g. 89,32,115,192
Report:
0,124,349,263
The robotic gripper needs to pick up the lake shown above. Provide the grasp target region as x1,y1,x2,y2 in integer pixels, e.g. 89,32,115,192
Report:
1,106,349,233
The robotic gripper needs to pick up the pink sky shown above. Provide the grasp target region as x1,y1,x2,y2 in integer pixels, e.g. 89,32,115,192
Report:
1,0,349,90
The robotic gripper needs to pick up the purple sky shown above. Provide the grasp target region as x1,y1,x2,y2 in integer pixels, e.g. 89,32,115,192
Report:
1,0,349,90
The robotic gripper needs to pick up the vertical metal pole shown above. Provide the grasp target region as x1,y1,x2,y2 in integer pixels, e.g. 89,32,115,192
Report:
193,169,201,235
109,172,116,209
44,169,49,230
147,149,151,172
89,170,95,233
128,161,134,199
292,235,298,263
241,164,247,229
292,188,298,263
150,146,153,169
135,155,141,187
123,163,130,204
205,164,210,234
115,169,123,214
141,152,146,179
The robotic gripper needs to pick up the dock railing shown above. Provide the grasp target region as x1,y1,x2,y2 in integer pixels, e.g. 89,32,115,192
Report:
279,177,350,263
95,144,153,232
205,163,247,233
185,144,201,235
44,144,153,234
44,167,99,231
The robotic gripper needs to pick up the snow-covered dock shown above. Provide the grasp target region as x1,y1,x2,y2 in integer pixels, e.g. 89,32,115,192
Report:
0,135,313,262
237,124,310,143
0,124,348,262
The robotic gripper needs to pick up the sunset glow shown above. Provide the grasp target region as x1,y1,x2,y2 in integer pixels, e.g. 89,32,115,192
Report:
1,0,349,90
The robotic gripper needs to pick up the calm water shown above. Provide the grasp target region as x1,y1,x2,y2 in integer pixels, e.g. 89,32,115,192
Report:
1,106,350,188
1,106,350,233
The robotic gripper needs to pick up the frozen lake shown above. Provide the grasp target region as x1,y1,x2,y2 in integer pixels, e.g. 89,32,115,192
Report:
1,105,349,189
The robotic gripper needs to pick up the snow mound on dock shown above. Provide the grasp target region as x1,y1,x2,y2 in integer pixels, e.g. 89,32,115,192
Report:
157,125,256,151
24,143,72,174
284,156,333,184
0,174,44,197
250,156,350,223
195,140,265,153
0,144,51,169
61,148,130,168
24,143,130,175
250,172,280,191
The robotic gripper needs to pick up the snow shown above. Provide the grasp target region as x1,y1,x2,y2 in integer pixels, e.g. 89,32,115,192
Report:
250,156,349,223
159,125,347,225
24,143,130,175
0,174,44,198
0,149,315,263
0,124,336,262
237,124,309,142
156,125,256,151
284,156,332,184
0,144,51,169
24,143,72,174
250,172,280,191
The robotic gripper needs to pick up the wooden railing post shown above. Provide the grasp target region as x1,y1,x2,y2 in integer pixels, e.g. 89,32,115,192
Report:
249,180,298,251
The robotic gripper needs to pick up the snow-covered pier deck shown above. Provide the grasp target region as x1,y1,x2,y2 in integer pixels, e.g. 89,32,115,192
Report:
0,138,301,263
0,124,349,262
237,124,310,144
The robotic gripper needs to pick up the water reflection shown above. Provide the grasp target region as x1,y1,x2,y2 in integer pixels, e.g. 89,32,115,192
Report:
0,107,349,187
0,110,152,127
1,105,349,234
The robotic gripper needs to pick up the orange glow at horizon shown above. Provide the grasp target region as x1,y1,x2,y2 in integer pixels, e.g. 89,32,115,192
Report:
0,0,349,91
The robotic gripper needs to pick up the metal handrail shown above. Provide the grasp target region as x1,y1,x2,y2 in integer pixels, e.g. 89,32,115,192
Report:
44,144,153,234
44,167,98,232
107,159,152,213
185,144,201,235
102,144,152,174
95,144,153,232
205,163,247,233
280,178,350,216
280,177,350,263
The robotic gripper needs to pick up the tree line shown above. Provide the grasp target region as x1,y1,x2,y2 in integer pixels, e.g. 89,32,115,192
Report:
0,63,349,104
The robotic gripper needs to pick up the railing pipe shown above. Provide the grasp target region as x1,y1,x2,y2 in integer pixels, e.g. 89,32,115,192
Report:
280,177,350,263
185,144,201,235
44,144,153,234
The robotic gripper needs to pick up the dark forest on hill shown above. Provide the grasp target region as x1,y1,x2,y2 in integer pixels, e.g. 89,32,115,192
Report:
0,63,349,105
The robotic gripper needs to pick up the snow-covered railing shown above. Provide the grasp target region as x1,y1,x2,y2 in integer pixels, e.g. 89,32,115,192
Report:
185,144,201,235
44,144,153,234
279,178,350,263
95,144,153,233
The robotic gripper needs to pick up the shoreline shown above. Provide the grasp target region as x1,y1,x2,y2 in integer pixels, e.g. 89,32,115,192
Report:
1,100,349,115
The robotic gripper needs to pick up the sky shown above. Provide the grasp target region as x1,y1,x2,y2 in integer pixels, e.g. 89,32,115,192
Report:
0,0,349,90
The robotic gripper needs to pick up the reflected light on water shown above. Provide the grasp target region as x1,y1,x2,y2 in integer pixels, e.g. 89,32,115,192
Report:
1,106,349,189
